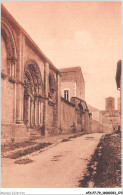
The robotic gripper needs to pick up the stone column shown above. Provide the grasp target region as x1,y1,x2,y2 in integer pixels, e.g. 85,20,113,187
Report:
27,96,31,127
39,100,41,125
16,31,24,124
43,61,49,136
39,100,43,126
16,84,24,124
84,111,86,132
31,99,35,127
35,97,39,127
39,101,43,127
11,60,15,77
7,59,11,75
7,59,17,124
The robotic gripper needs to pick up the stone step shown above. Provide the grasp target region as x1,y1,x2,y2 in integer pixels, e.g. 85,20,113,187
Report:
29,130,43,141
29,136,43,141
30,133,41,136
1,123,31,144
30,133,42,137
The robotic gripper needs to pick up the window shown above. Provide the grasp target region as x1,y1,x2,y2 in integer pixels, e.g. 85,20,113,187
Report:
64,90,69,101
108,100,112,108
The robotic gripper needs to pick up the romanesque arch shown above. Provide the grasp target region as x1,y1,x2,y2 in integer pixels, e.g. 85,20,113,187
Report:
1,17,17,124
1,17,17,77
24,60,44,128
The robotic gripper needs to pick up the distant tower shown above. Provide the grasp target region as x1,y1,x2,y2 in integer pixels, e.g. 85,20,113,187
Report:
105,97,115,111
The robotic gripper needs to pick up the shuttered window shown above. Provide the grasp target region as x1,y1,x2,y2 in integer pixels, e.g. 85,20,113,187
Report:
64,90,69,101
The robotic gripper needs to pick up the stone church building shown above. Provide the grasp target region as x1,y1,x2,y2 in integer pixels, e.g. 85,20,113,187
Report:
1,4,61,142
1,4,91,143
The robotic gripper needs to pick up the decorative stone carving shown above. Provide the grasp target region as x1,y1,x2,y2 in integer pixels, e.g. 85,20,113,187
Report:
24,60,44,128
1,17,17,77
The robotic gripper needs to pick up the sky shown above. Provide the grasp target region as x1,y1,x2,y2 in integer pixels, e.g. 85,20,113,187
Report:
2,1,121,110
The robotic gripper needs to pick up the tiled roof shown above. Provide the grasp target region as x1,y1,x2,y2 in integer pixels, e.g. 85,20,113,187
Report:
105,97,115,99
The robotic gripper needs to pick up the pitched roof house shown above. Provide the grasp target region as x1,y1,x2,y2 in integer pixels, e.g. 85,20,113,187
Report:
59,66,85,101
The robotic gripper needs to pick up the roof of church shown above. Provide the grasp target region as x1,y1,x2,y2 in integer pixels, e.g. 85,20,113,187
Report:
59,66,81,73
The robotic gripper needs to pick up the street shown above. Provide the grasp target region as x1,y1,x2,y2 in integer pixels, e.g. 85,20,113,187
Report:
1,133,103,188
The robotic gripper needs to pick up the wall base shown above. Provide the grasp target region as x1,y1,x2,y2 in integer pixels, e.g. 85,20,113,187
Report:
1,123,30,144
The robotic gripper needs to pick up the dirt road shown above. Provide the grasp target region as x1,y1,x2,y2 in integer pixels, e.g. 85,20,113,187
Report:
1,133,103,188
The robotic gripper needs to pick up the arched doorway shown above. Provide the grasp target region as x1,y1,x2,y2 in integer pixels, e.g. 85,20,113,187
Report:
24,60,43,129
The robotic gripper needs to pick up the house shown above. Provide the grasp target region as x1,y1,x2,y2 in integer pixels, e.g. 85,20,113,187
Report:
59,66,85,101
59,67,91,134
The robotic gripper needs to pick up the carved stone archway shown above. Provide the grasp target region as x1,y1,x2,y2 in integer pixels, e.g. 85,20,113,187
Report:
24,60,44,129
1,17,17,77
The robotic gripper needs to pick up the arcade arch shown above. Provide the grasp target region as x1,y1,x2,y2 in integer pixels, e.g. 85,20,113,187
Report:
24,60,44,128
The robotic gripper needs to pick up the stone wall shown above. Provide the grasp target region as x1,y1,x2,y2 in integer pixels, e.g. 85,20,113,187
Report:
71,97,91,133
1,79,15,124
84,111,92,133
1,124,30,144
60,98,76,134
47,104,54,132
60,97,92,134
101,110,120,133
24,38,45,82
91,120,102,133
1,24,16,124
76,70,85,100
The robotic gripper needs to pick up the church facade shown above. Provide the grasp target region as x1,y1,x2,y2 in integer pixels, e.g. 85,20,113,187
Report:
1,4,61,142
